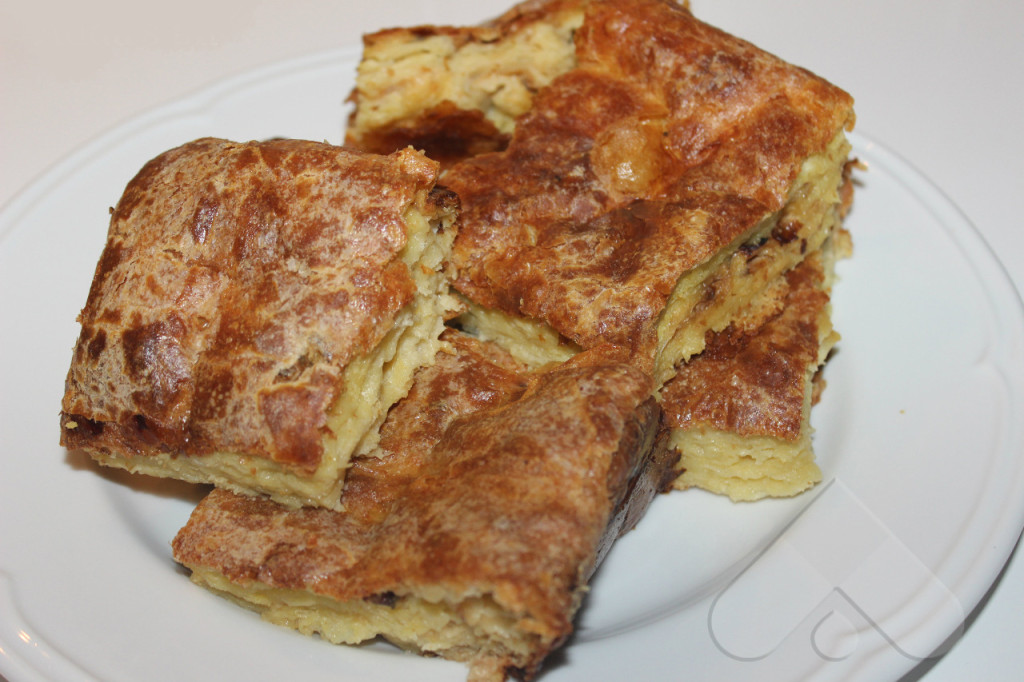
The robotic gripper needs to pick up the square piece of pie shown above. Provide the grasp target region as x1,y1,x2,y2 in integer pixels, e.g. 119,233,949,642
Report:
346,0,855,388
172,331,676,680
60,138,459,509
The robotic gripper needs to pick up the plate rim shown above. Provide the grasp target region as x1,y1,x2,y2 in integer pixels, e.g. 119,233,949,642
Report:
2,44,1024,682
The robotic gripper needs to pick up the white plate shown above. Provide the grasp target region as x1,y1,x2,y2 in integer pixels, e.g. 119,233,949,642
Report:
1,48,1023,682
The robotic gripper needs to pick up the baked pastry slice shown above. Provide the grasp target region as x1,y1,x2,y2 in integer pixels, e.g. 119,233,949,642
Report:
346,0,855,386
172,330,675,681
60,138,459,509
659,247,840,501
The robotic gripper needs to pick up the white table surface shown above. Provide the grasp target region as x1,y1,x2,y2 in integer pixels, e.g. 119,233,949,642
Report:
2,1,1021,680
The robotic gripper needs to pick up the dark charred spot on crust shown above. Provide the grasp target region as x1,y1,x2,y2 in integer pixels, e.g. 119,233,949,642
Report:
506,665,530,681
121,316,188,380
354,103,509,170
231,145,262,172
771,219,802,245
426,186,460,230
87,328,107,360
132,413,153,435
120,316,193,425
85,242,126,305
256,141,288,171
62,414,104,437
739,236,768,257
364,591,399,608
190,194,219,245
97,308,122,324
231,182,291,265
601,208,658,283
274,347,323,384
409,26,442,39
95,242,125,280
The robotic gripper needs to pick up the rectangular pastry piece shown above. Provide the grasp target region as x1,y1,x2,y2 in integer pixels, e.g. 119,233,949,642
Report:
172,330,676,681
659,247,840,501
60,138,459,509
345,0,855,385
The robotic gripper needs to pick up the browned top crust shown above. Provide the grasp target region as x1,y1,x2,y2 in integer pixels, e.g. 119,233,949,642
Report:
60,138,447,471
173,331,675,678
659,255,830,440
443,0,853,358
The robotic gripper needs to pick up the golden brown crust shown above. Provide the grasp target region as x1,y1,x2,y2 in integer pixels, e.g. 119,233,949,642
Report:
172,330,675,678
660,255,830,440
60,138,446,472
434,0,853,359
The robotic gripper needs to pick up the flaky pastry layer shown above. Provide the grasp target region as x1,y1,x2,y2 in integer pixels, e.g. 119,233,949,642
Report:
173,332,676,680
60,139,458,509
346,0,855,385
661,247,840,501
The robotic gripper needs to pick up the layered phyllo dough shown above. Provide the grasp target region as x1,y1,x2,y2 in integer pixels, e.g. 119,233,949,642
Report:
345,0,854,390
173,331,675,681
661,247,842,501
60,138,459,509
